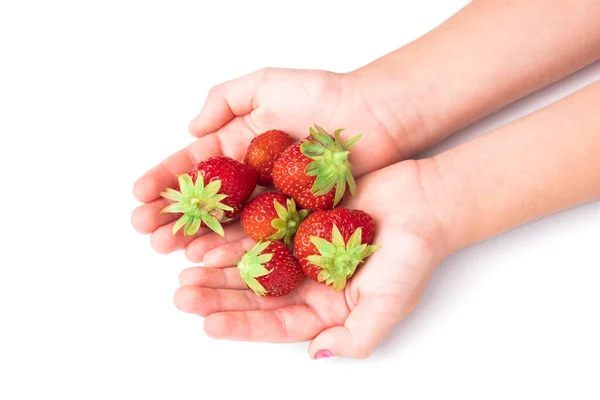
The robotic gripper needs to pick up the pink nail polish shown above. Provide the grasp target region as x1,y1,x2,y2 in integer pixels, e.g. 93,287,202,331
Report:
314,350,333,359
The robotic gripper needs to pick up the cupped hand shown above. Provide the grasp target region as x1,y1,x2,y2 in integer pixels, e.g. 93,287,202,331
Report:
174,160,451,359
131,67,413,258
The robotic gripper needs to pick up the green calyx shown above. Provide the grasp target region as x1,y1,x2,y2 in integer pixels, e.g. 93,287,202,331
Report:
307,225,380,291
300,124,362,206
268,198,309,247
160,173,233,237
237,241,274,296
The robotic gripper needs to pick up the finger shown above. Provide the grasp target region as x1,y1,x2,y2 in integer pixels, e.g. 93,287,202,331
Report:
178,266,246,289
133,134,223,203
131,198,178,234
308,296,410,360
202,237,257,267
173,286,300,317
203,305,327,343
149,220,212,255
189,68,267,137
185,223,247,263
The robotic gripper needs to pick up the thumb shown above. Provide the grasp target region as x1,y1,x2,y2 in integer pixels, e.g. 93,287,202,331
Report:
189,68,267,137
308,295,414,360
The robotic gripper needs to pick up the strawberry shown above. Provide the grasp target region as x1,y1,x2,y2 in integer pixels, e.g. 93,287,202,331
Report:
160,156,258,237
244,129,295,186
294,207,380,291
237,240,304,296
241,192,309,246
272,124,362,210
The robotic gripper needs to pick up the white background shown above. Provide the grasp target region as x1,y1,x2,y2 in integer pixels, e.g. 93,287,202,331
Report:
1,1,599,399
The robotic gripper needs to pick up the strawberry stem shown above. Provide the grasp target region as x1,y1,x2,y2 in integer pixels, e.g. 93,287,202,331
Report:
268,198,309,247
160,173,234,237
307,225,380,291
237,241,274,296
300,124,362,206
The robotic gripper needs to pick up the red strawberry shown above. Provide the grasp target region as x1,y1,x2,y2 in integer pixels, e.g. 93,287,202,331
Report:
237,240,304,296
244,129,295,186
294,207,380,291
272,124,362,210
241,192,309,246
160,156,258,237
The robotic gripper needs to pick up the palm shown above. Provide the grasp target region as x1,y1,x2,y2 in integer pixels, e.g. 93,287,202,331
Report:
173,162,444,357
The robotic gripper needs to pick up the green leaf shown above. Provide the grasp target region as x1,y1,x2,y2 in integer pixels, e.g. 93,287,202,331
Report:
304,161,322,174
215,203,234,212
160,188,182,202
172,215,188,235
273,200,288,220
310,124,334,145
203,179,222,198
333,176,346,206
315,125,333,142
268,229,286,240
343,133,363,150
184,216,201,236
256,253,274,264
317,270,329,282
333,128,344,145
212,194,228,202
361,244,381,259
248,241,271,257
242,257,271,278
331,225,345,248
161,203,184,214
237,241,277,296
193,172,205,191
202,214,224,237
299,209,310,220
310,236,336,257
345,172,357,197
332,278,347,291
346,227,363,250
178,174,195,197
300,142,325,157
312,172,336,196
271,219,286,230
287,198,297,214
244,276,268,296
306,255,329,266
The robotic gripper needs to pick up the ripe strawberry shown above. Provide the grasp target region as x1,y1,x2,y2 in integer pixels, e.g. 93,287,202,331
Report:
237,240,304,296
294,207,380,291
241,192,309,246
272,124,362,210
244,129,295,186
160,156,258,237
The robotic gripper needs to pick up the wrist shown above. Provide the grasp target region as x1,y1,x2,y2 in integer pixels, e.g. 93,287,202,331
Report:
414,155,477,256
399,158,463,260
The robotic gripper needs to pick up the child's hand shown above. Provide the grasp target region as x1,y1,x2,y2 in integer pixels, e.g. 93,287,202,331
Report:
174,160,450,359
131,67,415,255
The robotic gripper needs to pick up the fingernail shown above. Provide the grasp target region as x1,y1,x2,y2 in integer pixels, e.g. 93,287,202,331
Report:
314,350,333,360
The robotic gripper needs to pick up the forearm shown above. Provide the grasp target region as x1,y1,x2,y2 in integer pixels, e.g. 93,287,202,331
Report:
355,0,600,155
431,81,600,252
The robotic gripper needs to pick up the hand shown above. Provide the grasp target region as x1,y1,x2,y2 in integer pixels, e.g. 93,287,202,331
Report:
173,160,451,359
131,67,415,257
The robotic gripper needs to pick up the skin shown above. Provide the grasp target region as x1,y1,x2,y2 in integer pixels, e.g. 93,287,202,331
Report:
131,0,600,358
